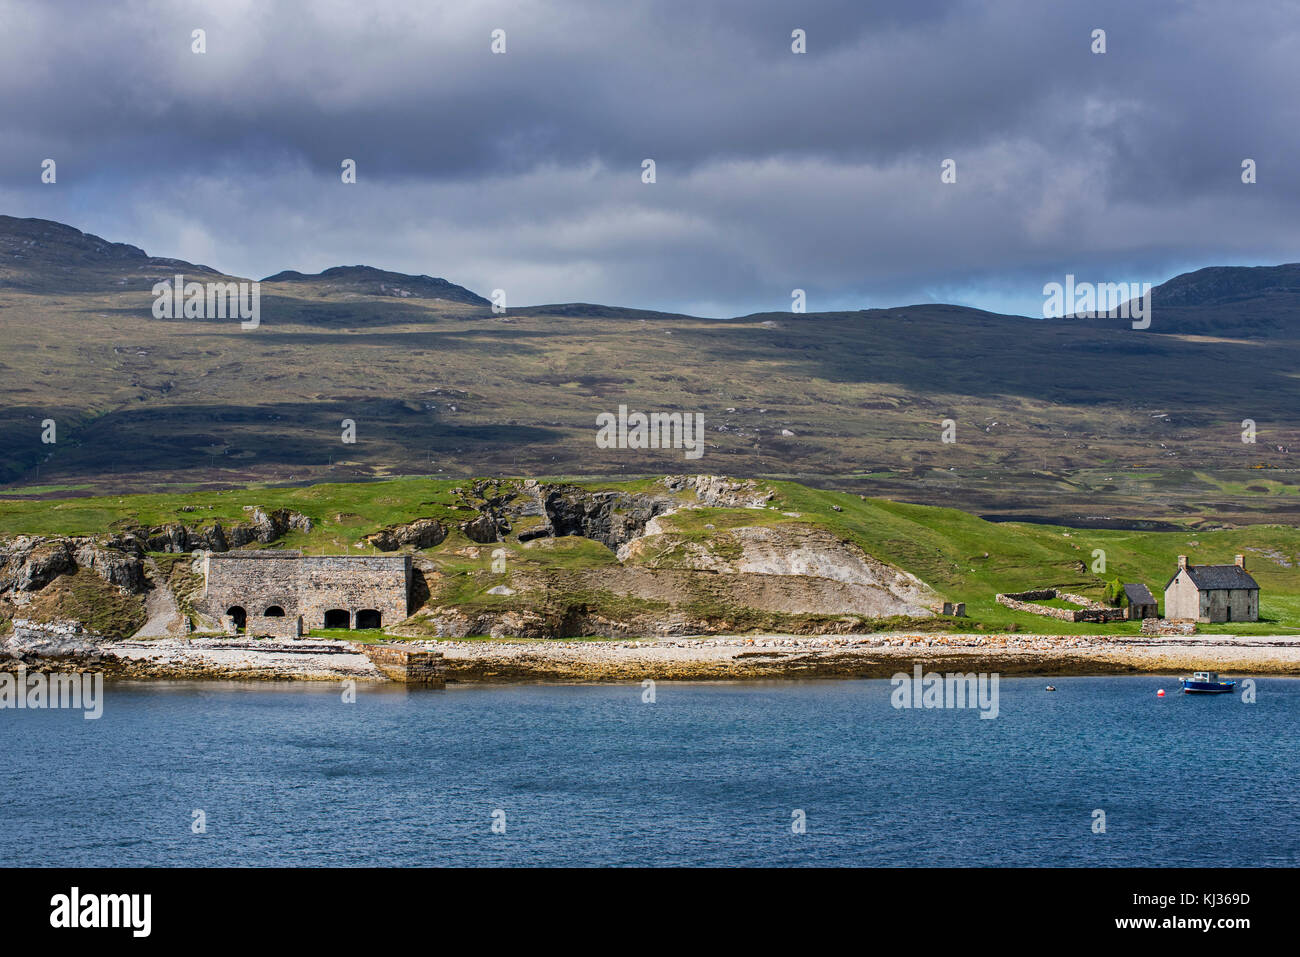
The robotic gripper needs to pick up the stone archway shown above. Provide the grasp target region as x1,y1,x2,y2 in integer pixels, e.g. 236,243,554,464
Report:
226,606,247,630
323,609,351,629
355,609,382,630
264,605,286,617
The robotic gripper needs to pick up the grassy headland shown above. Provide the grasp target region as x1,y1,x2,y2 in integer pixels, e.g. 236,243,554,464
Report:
2,475,1298,637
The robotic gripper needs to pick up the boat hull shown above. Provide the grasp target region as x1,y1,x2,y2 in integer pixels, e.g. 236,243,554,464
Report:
1180,681,1236,694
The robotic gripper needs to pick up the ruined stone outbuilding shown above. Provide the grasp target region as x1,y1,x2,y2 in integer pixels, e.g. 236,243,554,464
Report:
1122,583,1159,620
198,551,411,636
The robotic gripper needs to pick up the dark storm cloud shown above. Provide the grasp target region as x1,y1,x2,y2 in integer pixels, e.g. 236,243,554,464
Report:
0,0,1295,315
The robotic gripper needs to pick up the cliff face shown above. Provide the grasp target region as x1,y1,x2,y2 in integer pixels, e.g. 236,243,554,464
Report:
0,477,942,642
0,506,314,639
396,477,939,639
618,522,935,616
0,536,150,638
0,537,148,595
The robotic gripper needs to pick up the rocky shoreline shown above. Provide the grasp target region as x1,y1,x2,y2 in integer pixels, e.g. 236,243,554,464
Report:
2,622,390,681
428,632,1300,682
5,623,1300,683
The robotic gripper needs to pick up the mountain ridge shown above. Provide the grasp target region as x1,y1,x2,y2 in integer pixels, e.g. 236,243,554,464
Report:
1,213,1298,526
5,214,1300,322
261,265,489,305
1151,263,1300,307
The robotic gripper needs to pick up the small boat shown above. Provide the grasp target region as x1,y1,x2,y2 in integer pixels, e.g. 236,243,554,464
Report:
1180,671,1236,694
1045,685,1056,692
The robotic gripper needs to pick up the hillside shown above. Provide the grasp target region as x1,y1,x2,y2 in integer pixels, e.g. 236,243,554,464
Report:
0,214,225,292
1074,262,1300,339
261,266,488,305
3,476,1298,641
2,215,1298,526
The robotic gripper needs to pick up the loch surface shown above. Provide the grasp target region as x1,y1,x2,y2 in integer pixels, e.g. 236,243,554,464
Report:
3,676,1296,867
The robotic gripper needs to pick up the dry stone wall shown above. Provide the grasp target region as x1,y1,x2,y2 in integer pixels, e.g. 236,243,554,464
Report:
996,588,1127,623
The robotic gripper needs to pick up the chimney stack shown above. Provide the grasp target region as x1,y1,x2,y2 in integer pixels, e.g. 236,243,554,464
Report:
1177,555,1188,569
1235,554,1245,568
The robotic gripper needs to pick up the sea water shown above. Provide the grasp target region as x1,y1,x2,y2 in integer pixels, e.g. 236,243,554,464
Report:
2,676,1295,867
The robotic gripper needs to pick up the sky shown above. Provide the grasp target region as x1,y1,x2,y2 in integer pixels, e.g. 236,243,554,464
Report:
1,0,1297,317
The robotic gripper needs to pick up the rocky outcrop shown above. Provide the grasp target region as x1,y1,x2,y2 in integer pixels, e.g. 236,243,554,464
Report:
616,523,937,618
0,535,161,639
400,476,948,638
365,518,448,551
73,541,149,592
405,508,943,640
618,522,935,613
1,619,110,664
663,474,775,509
505,476,772,549
0,540,76,592
538,487,675,548
401,606,704,641
0,536,146,595
460,513,500,544
125,507,313,553
443,476,778,551
448,478,679,547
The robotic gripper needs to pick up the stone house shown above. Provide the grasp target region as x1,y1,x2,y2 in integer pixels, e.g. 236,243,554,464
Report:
1163,554,1259,623
199,551,411,636
1122,583,1158,620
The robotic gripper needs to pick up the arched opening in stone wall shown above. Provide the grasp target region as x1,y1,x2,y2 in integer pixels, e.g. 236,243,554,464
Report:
355,609,382,630
263,605,285,617
226,606,247,631
323,609,351,629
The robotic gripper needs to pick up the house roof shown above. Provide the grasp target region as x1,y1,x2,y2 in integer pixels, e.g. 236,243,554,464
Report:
1164,564,1259,592
1123,583,1156,605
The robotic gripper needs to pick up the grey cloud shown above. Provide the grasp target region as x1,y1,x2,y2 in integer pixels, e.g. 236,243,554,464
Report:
0,0,1295,317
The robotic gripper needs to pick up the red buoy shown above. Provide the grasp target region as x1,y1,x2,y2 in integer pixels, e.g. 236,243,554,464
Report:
1157,689,1166,697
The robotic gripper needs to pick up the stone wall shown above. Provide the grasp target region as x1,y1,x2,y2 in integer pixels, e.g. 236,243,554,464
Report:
1199,587,1258,623
1002,589,1057,602
244,614,302,638
200,552,410,631
355,642,445,684
1072,607,1128,623
1164,572,1200,620
996,588,1126,623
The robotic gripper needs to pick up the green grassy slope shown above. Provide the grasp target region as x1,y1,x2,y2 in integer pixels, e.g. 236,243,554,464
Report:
3,475,1298,635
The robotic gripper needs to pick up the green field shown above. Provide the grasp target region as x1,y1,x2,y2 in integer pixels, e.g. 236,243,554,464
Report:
4,474,1298,635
